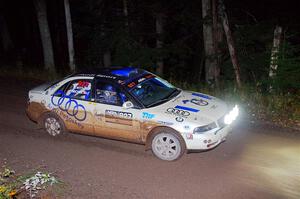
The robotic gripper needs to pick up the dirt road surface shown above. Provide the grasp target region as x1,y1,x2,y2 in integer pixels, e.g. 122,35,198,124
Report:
0,77,299,199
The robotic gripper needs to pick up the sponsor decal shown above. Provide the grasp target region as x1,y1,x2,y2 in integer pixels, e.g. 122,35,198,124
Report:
97,74,117,79
191,98,208,106
118,80,125,85
77,74,95,77
53,108,84,129
157,121,173,126
66,81,91,100
166,107,190,122
182,98,208,106
105,110,133,119
176,117,184,122
174,105,199,113
127,82,136,88
105,110,133,126
184,125,190,130
51,90,87,121
145,74,154,79
192,93,212,100
182,100,189,104
127,74,155,88
166,108,190,117
77,80,90,88
142,112,155,119
138,77,146,83
186,133,193,140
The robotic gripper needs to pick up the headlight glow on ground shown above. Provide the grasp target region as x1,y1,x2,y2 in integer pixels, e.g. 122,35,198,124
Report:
239,135,300,199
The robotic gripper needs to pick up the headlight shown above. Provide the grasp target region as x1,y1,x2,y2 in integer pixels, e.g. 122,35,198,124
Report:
224,105,239,125
193,122,217,134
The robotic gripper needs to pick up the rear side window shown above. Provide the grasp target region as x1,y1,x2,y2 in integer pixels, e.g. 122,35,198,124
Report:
53,83,69,97
65,80,92,100
53,79,92,101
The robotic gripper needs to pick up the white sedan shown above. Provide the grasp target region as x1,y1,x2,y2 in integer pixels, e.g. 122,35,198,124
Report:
26,67,238,161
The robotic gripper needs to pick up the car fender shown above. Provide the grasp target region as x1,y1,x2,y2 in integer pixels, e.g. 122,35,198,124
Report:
38,110,65,129
145,126,186,151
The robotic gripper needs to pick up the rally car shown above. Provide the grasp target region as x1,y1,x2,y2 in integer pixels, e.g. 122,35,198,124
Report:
26,67,238,161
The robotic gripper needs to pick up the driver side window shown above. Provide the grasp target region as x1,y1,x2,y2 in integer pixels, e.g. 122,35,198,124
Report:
131,81,154,101
95,80,128,106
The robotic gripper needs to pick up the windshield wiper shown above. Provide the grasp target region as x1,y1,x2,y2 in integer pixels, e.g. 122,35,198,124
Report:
146,98,171,108
146,89,180,108
165,88,180,100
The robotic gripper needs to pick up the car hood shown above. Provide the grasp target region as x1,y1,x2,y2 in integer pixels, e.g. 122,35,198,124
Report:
148,90,228,125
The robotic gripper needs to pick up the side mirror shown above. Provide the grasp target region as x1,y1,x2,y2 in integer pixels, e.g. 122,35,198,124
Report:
122,101,134,109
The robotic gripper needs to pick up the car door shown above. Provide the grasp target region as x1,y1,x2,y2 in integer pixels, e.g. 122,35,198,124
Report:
50,78,94,134
93,79,142,142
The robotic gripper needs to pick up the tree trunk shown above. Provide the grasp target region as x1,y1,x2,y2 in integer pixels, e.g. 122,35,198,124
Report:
212,0,222,87
0,14,13,52
64,0,76,72
218,0,242,88
269,25,282,78
33,0,55,73
202,0,218,86
122,0,132,65
123,0,129,28
103,51,111,67
155,13,164,76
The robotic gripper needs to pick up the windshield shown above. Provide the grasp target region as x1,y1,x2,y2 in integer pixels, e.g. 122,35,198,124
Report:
129,77,180,107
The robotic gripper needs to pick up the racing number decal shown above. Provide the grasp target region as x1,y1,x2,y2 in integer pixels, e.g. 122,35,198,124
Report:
105,110,133,126
127,82,136,88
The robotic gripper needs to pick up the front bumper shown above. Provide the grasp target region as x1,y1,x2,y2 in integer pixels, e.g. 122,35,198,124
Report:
183,124,232,150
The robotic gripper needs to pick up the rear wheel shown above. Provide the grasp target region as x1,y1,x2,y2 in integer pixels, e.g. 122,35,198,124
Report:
43,113,65,136
151,129,185,161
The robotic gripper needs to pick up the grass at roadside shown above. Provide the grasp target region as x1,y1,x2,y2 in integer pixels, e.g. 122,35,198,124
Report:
0,166,64,199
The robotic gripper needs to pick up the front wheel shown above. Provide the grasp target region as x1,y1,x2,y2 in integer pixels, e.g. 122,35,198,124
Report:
151,130,185,161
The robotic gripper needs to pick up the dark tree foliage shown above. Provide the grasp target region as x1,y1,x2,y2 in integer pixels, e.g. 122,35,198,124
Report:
0,0,299,90
71,0,205,81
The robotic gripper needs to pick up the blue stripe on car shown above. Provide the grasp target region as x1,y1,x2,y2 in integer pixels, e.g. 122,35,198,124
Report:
192,93,212,100
175,105,199,112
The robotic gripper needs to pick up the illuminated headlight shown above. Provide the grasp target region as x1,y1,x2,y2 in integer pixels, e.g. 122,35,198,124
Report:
193,122,217,134
224,105,239,125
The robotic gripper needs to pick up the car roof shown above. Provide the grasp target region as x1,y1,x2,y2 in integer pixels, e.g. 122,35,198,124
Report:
72,66,149,82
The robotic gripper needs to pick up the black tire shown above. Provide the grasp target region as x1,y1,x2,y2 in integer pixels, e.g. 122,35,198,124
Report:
41,112,66,136
150,128,186,161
